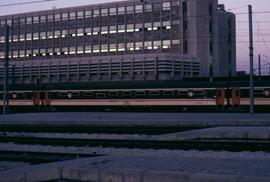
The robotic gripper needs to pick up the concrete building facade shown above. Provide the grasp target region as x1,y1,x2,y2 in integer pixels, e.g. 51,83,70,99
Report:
0,0,235,84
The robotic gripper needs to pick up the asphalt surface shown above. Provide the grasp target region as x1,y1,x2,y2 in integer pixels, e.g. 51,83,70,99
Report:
0,112,270,126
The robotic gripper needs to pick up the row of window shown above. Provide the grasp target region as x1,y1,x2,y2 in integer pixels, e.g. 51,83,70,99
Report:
0,2,176,27
0,39,180,59
0,21,172,43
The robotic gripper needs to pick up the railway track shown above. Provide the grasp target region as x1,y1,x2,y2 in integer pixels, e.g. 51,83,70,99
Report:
0,125,209,135
0,150,98,164
1,136,270,152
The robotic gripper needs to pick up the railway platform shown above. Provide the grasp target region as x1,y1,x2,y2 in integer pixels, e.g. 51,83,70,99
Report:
0,155,270,182
0,112,270,126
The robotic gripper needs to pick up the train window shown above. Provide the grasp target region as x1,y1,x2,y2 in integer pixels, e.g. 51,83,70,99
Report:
96,93,106,98
135,91,145,96
109,91,118,97
164,90,173,96
149,91,160,96
84,92,94,97
122,91,131,96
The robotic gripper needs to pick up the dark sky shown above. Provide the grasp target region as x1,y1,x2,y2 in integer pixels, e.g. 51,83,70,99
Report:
0,0,269,73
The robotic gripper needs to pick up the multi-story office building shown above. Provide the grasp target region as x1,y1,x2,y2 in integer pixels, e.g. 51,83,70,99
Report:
0,0,235,84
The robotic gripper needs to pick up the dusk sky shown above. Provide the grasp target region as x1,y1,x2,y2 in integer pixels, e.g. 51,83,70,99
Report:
0,0,269,74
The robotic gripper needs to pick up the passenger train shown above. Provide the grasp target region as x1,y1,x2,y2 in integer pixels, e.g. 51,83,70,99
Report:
1,76,270,112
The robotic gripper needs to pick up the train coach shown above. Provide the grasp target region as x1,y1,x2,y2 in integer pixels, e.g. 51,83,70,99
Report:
1,77,270,112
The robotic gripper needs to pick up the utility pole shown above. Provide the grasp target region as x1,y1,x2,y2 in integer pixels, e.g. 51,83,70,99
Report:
248,5,254,114
258,54,261,80
3,26,10,114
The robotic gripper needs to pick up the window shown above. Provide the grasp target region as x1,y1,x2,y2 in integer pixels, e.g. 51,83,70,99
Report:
33,49,38,57
163,40,170,49
127,6,134,14
77,28,84,36
7,20,12,26
101,27,108,35
47,15,53,22
135,42,143,50
62,13,68,21
172,39,180,45
101,9,108,16
109,44,117,52
101,44,108,52
135,23,142,31
19,50,25,58
40,32,46,39
85,10,92,18
145,41,152,49
26,17,32,24
26,50,32,57
0,52,4,59
40,16,46,23
47,48,53,56
77,11,84,19
163,21,171,29
145,4,152,12
69,12,76,20
20,18,25,25
118,25,125,33
118,7,125,15
93,9,100,17
33,33,39,40
118,43,125,51
54,48,61,55
135,5,143,13
127,24,134,32
61,30,68,38
13,51,18,58
127,42,134,51
55,14,61,21
110,8,116,16
93,45,100,53
33,16,39,23
85,45,92,53
93,27,99,35
163,2,171,10
0,20,5,27
13,35,18,42
153,41,161,49
153,22,161,30
69,47,76,54
47,31,53,39
62,47,68,55
77,46,84,54
85,28,92,35
19,34,25,41
145,22,152,31
54,31,61,38
0,36,5,43
40,49,46,56
109,26,117,34
69,29,76,37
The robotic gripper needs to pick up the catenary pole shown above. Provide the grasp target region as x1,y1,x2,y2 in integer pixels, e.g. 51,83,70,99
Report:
3,26,9,114
258,54,261,79
248,5,254,114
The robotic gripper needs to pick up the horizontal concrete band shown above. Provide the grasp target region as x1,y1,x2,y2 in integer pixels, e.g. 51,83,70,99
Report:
1,113,270,127
1,167,270,182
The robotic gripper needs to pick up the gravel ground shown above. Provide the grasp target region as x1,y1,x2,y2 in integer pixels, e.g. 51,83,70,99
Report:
0,161,30,172
1,143,270,160
0,132,151,141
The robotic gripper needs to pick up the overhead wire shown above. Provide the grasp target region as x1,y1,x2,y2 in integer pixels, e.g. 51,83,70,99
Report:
0,0,56,8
